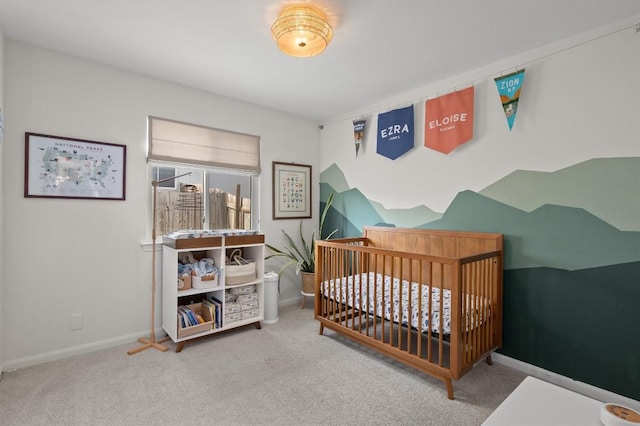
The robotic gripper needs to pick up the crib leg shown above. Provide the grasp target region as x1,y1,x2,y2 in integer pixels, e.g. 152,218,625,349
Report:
486,354,493,365
445,379,454,400
319,323,325,335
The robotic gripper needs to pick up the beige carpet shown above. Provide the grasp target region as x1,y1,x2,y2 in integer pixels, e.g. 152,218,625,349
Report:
0,303,526,425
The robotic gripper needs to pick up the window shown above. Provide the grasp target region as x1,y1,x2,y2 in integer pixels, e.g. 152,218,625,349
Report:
154,166,178,189
148,117,261,235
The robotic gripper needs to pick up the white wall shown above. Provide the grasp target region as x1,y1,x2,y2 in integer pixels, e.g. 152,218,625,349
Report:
0,27,5,373
319,16,640,213
1,41,320,369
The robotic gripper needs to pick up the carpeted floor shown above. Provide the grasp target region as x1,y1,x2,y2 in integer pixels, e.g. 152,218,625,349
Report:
0,303,526,425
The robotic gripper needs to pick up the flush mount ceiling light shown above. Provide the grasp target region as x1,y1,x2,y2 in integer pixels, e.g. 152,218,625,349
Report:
271,4,333,57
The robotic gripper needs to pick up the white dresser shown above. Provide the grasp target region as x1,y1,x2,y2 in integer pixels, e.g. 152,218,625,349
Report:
483,376,604,426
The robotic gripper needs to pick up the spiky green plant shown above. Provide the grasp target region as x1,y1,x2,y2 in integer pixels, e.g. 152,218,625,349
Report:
266,192,337,275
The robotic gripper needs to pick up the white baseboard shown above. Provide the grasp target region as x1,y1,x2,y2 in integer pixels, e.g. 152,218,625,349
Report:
1,299,310,372
1,328,165,372
492,353,640,410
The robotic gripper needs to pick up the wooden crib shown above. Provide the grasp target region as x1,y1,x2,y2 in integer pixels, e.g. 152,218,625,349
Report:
314,226,503,400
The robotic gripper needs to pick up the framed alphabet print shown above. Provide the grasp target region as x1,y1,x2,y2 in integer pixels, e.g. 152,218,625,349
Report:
24,132,126,200
272,161,311,219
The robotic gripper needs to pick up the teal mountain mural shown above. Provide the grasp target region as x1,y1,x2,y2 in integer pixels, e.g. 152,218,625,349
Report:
479,157,640,232
321,160,640,270
320,163,441,231
319,157,640,400
422,190,640,270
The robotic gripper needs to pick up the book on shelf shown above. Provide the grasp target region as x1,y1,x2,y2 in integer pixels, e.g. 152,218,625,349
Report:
178,306,199,327
178,310,190,329
202,299,220,329
204,296,222,329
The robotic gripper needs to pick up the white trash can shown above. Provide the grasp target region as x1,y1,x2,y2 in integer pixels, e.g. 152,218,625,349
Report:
263,272,279,324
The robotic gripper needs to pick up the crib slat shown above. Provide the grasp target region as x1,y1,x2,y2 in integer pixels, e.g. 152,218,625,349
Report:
331,247,337,322
450,260,462,377
357,250,363,332
426,262,432,362
438,262,444,367
387,255,392,345
373,253,379,339
482,260,487,353
417,260,424,359
472,261,479,361
462,262,469,366
407,258,413,354
397,256,403,350
467,263,478,359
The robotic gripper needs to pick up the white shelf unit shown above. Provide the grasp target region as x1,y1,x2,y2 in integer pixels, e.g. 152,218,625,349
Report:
162,234,265,352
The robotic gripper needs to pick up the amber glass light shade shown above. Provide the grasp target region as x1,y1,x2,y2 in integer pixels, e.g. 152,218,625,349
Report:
271,5,333,57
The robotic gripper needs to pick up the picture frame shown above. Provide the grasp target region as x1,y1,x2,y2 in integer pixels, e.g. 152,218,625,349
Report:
24,132,126,200
272,161,311,219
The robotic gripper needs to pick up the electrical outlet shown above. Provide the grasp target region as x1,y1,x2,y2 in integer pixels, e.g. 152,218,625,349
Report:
69,313,83,331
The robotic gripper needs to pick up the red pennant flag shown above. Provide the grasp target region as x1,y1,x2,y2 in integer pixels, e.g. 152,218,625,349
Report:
424,87,474,154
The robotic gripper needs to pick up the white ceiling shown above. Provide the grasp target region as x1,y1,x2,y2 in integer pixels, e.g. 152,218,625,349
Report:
0,0,638,122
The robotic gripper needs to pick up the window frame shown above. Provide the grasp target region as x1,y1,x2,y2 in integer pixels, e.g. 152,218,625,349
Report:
149,162,261,234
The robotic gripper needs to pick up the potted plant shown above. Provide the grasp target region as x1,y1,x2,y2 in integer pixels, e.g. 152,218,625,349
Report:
266,192,337,294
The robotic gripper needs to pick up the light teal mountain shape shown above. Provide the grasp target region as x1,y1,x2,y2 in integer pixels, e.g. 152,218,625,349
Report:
320,183,385,230
320,163,442,228
422,190,640,270
320,163,351,194
370,201,441,229
479,157,640,231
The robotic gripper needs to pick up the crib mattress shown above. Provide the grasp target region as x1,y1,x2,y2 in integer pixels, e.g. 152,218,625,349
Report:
322,272,453,335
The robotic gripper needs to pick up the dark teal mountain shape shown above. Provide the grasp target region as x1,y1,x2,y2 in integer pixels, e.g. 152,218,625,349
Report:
501,261,640,401
320,203,362,239
420,190,640,270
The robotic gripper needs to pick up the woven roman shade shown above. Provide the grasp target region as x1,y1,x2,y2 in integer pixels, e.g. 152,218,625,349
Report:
148,117,261,173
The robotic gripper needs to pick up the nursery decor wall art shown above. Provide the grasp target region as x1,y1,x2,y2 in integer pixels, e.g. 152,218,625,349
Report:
24,132,126,200
495,69,526,131
424,86,475,154
353,119,366,157
272,161,312,219
376,105,414,160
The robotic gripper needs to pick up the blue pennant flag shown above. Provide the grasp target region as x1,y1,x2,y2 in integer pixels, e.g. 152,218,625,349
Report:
377,105,414,160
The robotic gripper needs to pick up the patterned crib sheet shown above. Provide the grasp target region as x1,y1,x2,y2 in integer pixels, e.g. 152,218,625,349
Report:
321,272,452,335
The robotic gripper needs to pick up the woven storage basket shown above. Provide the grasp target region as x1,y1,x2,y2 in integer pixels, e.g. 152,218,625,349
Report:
225,249,256,286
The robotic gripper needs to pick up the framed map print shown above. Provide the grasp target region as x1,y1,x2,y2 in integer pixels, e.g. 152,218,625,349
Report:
24,133,126,200
272,161,311,219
